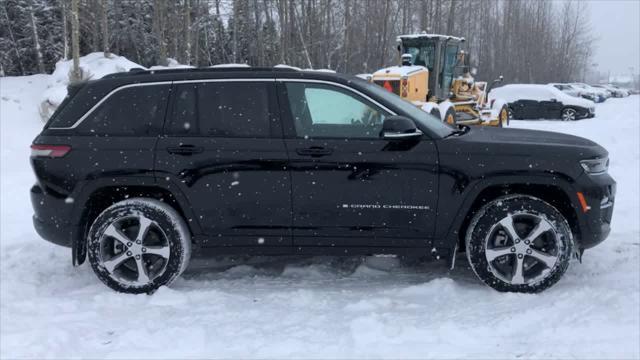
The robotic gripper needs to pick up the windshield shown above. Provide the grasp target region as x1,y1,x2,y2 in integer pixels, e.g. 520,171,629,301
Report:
357,78,455,138
403,42,436,70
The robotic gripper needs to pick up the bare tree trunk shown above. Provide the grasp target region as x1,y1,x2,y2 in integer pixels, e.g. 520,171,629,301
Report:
28,0,45,73
71,0,81,81
292,5,312,68
2,3,25,74
184,0,191,65
446,0,456,35
154,0,168,65
101,0,110,57
61,0,69,60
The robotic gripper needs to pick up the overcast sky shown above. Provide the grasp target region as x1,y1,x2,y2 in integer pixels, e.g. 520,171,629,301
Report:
588,0,640,75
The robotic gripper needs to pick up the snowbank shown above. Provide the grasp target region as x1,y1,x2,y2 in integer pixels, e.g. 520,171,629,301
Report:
38,52,145,121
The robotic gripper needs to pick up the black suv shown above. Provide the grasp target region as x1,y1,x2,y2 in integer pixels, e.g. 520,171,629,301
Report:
31,68,615,294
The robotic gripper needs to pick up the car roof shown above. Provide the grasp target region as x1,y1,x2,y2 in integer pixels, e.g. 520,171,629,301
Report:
87,67,358,92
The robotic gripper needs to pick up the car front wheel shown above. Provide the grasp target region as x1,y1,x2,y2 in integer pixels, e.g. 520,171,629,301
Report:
465,195,573,293
87,198,192,294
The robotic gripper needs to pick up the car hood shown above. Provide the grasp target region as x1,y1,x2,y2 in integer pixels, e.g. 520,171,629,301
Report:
465,125,597,144
436,126,608,180
439,125,606,161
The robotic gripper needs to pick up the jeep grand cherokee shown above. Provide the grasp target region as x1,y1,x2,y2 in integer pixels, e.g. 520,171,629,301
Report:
31,68,615,294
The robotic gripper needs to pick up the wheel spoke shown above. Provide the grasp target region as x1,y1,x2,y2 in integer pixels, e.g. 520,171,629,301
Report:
528,248,558,268
103,224,131,245
145,245,170,259
511,256,525,285
136,216,154,243
486,246,513,262
103,252,129,273
134,257,150,284
524,220,553,243
498,215,519,241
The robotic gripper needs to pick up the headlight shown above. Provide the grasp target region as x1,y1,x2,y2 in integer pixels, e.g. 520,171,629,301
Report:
580,157,608,174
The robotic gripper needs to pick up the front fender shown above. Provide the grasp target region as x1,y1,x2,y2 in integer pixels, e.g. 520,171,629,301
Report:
434,172,580,251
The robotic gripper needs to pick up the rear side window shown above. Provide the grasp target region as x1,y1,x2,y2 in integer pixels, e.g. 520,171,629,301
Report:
168,82,271,137
76,84,170,135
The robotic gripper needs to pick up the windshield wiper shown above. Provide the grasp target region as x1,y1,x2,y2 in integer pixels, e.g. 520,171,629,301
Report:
444,124,470,138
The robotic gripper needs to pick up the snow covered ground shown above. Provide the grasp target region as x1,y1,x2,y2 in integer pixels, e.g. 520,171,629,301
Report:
1,74,639,359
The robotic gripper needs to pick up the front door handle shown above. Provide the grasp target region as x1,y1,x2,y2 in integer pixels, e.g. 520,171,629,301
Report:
296,146,333,157
166,145,204,155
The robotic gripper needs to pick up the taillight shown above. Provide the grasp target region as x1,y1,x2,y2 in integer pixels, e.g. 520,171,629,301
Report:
30,144,71,158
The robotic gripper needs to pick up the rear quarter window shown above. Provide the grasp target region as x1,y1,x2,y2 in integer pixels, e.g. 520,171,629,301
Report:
74,84,170,136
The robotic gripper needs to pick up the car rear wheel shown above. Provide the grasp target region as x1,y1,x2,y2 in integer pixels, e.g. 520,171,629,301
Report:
87,198,191,294
561,107,577,121
465,195,573,293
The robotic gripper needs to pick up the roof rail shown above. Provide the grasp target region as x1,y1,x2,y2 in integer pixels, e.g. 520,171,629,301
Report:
101,66,302,79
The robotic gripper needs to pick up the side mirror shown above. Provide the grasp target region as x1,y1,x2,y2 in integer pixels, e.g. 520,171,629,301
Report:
381,116,423,140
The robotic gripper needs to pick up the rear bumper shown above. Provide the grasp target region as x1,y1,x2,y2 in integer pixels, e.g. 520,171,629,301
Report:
32,215,73,247
30,184,73,247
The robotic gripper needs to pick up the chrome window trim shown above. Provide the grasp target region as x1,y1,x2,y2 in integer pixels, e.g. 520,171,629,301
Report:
48,77,396,130
278,78,397,116
48,81,173,130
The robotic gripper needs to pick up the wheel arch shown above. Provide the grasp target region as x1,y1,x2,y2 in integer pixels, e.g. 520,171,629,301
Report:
71,179,200,266
452,182,581,256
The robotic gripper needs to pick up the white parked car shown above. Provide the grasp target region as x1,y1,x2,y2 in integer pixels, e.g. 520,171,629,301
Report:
593,84,629,98
549,83,583,97
489,84,595,121
571,83,608,102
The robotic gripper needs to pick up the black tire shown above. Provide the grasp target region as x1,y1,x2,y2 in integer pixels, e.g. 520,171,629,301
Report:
498,105,510,127
87,198,191,294
429,108,441,120
444,107,457,125
465,195,573,293
561,107,577,121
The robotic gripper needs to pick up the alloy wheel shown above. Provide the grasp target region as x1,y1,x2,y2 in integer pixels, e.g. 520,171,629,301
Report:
562,108,576,121
484,213,560,285
98,215,171,286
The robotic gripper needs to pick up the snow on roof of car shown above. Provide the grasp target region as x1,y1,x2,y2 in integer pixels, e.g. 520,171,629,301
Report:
274,64,301,71
209,63,251,68
372,65,428,77
397,33,465,42
489,83,593,108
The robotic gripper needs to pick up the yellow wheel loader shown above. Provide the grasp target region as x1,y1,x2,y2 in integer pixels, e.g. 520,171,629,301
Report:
371,33,509,127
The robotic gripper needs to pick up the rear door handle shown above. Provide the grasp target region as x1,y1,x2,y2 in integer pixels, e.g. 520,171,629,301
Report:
296,146,333,157
166,145,204,155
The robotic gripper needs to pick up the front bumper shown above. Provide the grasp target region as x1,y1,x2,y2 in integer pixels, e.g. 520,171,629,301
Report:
574,172,616,249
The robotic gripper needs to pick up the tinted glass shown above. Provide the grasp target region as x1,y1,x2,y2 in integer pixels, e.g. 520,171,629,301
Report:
169,82,271,137
354,77,454,138
285,82,387,139
77,84,170,135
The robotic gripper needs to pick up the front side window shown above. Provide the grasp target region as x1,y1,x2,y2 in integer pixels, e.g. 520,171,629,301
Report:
168,82,271,137
285,82,387,139
79,84,170,135
403,42,436,70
